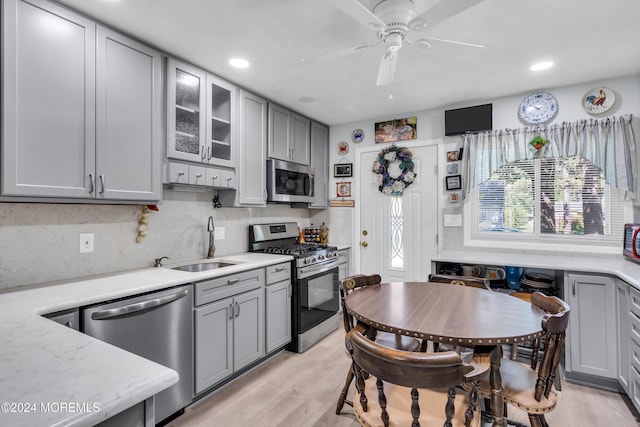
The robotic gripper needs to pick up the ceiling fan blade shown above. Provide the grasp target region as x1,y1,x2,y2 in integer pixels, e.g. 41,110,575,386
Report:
332,0,386,31
376,52,398,86
301,42,379,64
416,36,484,49
410,0,484,30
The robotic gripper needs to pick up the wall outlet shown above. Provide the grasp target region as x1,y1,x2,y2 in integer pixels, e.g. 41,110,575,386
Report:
215,227,225,240
443,214,462,227
79,233,94,253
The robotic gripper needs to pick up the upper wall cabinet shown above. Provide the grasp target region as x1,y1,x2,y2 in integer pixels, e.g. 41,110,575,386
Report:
237,90,268,206
267,104,310,166
167,59,236,168
1,0,162,201
309,121,329,209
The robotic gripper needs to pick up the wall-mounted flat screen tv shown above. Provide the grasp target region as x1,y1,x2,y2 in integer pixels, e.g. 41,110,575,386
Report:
444,103,492,136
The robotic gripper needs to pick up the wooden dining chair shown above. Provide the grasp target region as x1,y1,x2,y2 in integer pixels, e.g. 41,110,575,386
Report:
476,292,570,427
346,323,482,427
427,273,492,290
336,274,422,415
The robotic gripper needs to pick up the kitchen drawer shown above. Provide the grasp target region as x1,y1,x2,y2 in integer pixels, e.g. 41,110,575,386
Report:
266,262,291,285
631,286,640,319
337,249,349,265
632,335,640,372
195,268,265,306
632,310,640,346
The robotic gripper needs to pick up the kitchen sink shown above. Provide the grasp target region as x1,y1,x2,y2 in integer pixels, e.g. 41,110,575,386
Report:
171,261,237,272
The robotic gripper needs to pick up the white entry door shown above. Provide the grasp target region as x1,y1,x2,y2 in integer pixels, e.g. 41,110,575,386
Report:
355,143,439,282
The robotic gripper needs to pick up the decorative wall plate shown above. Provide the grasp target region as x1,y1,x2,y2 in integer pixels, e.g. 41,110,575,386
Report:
351,128,364,143
518,91,558,125
582,87,615,115
337,141,349,155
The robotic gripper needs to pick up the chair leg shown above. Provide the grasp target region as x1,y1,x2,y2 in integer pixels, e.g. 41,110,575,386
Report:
528,414,544,427
336,362,355,414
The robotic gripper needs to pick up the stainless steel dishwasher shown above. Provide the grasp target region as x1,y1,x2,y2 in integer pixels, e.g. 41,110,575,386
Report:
82,284,193,424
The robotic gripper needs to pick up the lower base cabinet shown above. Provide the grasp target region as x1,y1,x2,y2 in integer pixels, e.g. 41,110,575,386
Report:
194,270,265,394
565,272,617,380
265,262,292,353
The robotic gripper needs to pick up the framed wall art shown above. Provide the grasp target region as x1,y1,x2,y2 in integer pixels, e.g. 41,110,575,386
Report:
374,116,417,143
333,163,353,178
445,175,462,191
336,182,352,197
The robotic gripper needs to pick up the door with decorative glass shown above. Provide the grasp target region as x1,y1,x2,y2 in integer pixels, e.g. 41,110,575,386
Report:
356,144,439,282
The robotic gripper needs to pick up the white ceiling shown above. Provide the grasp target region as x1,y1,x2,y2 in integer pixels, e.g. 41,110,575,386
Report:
55,0,640,126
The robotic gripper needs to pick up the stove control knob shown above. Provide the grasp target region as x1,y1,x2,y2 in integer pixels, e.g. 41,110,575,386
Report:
318,254,325,261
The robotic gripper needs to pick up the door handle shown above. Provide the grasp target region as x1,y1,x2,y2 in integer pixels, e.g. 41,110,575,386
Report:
91,289,189,320
361,241,368,247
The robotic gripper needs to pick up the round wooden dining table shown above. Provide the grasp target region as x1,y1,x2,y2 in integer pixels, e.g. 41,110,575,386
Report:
344,281,547,427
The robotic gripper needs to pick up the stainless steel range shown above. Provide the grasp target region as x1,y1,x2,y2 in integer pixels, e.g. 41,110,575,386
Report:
249,222,340,353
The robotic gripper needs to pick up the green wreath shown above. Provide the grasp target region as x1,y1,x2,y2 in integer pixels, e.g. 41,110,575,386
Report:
372,145,417,195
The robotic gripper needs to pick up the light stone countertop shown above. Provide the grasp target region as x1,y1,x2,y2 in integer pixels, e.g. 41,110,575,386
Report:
433,249,640,290
0,252,292,427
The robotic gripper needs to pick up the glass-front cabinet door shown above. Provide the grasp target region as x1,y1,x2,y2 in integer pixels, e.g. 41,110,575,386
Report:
167,58,236,167
167,58,206,163
206,74,235,168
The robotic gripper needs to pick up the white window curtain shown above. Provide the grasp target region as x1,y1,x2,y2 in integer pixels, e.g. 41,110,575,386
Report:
461,115,637,198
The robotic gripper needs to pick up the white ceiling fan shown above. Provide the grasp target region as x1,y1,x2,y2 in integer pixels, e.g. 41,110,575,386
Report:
304,0,485,86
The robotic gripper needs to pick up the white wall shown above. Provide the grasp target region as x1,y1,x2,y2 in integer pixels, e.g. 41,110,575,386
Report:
322,73,640,253
0,190,311,290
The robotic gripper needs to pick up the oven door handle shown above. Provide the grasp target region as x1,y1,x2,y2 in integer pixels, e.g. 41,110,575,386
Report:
298,260,338,279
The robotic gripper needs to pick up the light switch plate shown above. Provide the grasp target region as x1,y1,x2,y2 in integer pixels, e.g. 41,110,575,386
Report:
79,232,94,253
443,214,462,227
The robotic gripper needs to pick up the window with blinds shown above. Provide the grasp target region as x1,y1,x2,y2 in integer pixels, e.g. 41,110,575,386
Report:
473,157,627,244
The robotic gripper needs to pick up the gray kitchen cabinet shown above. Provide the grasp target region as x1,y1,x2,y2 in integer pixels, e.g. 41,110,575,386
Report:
167,58,236,168
2,0,161,201
337,248,350,281
309,121,329,209
237,90,268,205
2,0,95,198
96,27,162,201
167,58,207,164
617,279,631,392
194,269,265,394
565,272,617,380
265,262,292,353
629,285,640,411
268,104,311,165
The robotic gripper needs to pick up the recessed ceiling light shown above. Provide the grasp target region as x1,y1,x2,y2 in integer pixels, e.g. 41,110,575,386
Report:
530,61,554,71
229,58,249,69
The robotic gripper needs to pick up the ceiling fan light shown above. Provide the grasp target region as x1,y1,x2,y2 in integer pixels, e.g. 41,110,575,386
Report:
414,38,431,49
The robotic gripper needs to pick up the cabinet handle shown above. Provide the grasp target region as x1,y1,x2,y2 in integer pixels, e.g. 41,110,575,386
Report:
235,301,240,317
275,267,286,272
227,278,240,285
572,280,576,296
201,145,206,160
228,303,234,320
89,174,95,194
207,146,211,160
288,284,291,298
64,321,73,329
263,189,268,201
99,174,105,195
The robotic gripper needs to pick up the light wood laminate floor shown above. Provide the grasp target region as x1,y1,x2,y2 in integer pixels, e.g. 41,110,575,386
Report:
167,329,640,427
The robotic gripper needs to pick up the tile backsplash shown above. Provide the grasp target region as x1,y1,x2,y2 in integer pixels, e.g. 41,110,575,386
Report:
0,190,312,290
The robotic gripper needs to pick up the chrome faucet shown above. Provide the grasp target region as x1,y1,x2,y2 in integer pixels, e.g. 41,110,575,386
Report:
207,216,215,259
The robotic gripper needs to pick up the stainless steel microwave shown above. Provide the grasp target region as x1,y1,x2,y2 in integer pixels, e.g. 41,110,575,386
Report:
267,159,315,203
